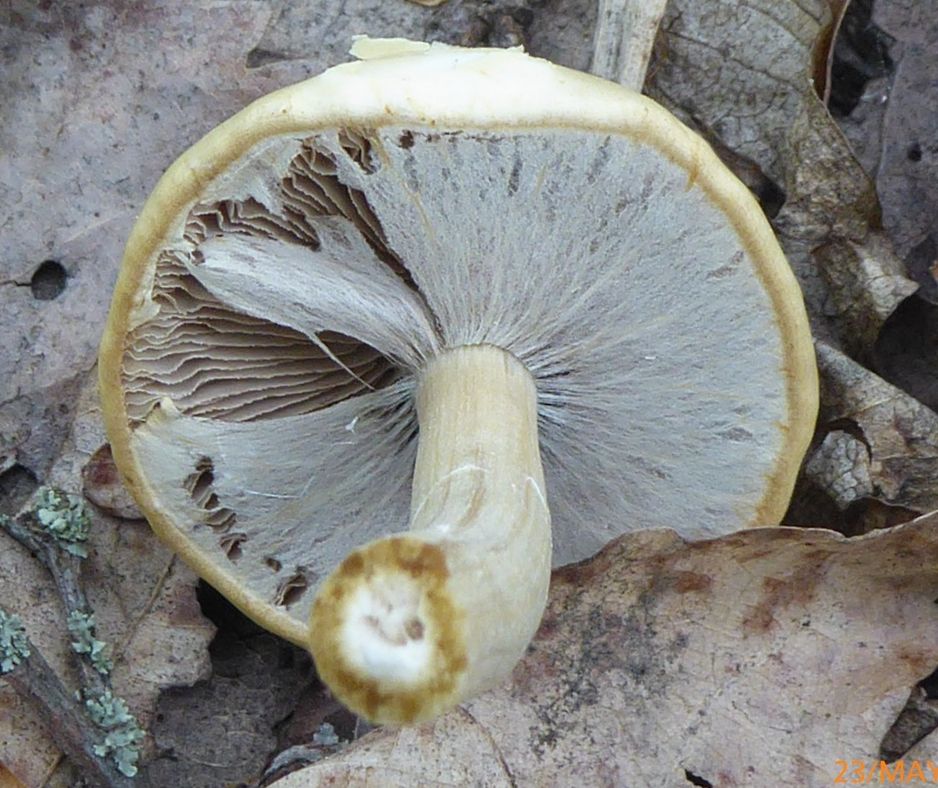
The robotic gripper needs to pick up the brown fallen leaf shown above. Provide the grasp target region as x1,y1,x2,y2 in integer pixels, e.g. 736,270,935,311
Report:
829,3,938,419
648,0,917,356
0,765,26,788
807,341,938,516
274,515,938,786
81,443,144,521
141,586,315,787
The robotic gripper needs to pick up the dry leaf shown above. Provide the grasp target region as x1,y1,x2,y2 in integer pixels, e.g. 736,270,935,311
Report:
648,0,916,356
245,0,428,69
835,0,938,297
276,516,938,786
0,3,323,481
809,341,938,515
829,2,938,420
804,428,874,510
81,444,144,521
144,611,312,787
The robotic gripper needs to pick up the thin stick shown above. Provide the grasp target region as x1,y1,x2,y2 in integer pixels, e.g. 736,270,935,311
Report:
3,634,134,788
589,0,669,90
1,493,143,784
3,514,107,696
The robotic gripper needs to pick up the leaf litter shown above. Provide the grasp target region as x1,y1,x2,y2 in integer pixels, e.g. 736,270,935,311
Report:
3,0,938,784
277,516,938,786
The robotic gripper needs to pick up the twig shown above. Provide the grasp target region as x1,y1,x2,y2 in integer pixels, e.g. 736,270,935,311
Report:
1,618,133,788
0,489,144,784
589,0,669,90
2,508,108,696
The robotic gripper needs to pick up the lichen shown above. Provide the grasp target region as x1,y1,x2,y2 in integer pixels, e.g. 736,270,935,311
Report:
264,722,347,776
67,611,113,675
85,689,145,777
34,486,90,557
313,721,341,747
0,609,31,673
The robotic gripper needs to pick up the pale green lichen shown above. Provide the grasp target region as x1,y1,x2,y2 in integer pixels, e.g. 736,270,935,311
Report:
67,611,113,675
0,609,31,673
35,486,90,558
313,722,341,747
265,722,347,775
85,689,145,777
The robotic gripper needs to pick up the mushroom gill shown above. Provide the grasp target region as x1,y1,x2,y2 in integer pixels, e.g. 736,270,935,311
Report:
122,135,407,424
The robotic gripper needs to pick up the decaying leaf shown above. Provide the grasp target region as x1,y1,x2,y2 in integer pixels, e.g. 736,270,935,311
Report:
834,0,938,296
810,341,938,515
828,1,938,433
648,0,916,356
0,374,215,786
275,515,938,786
143,600,312,787
81,444,143,521
804,428,874,510
0,3,322,483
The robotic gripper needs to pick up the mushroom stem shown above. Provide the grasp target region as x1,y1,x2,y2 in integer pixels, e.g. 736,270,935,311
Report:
309,344,551,724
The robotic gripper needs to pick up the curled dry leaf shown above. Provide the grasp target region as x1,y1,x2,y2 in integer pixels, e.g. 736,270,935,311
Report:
81,444,144,521
810,341,938,515
831,2,938,426
804,429,874,510
0,375,215,786
648,0,917,355
275,515,938,786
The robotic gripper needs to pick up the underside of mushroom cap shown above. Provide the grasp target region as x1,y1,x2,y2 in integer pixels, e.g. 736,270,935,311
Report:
99,38,818,646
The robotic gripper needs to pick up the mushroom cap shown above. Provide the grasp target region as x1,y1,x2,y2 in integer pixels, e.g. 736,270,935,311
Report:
99,39,818,645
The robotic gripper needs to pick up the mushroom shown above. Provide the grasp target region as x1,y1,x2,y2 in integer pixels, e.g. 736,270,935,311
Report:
99,38,818,724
